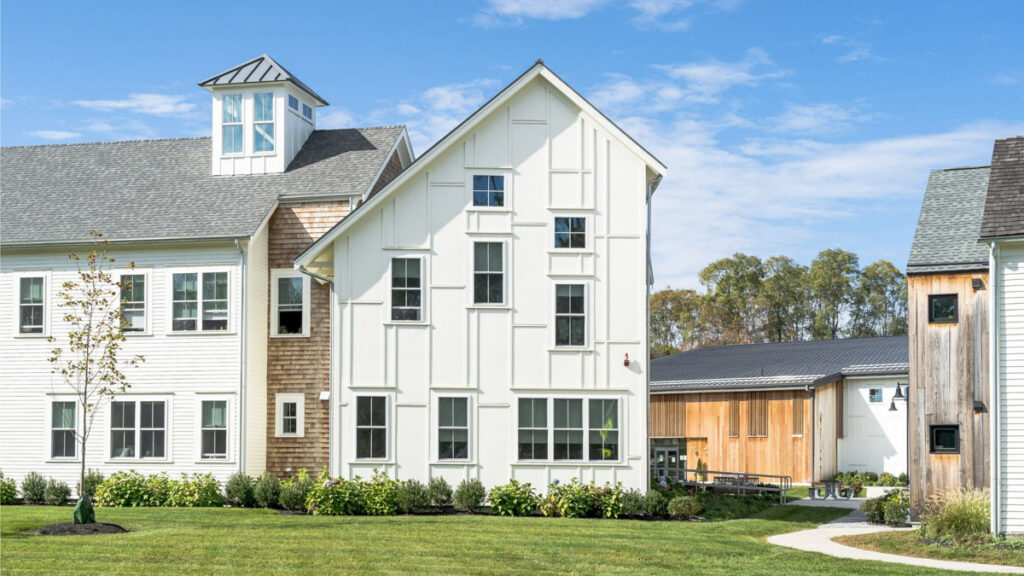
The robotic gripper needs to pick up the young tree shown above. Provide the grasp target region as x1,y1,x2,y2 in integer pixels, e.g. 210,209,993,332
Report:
698,253,764,345
849,260,908,337
48,232,144,517
759,256,810,342
808,249,859,339
649,288,703,357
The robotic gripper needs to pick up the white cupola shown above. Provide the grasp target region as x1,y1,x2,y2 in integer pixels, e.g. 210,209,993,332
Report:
199,54,329,176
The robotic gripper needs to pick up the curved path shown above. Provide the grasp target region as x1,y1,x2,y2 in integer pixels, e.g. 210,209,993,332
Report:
768,501,1024,574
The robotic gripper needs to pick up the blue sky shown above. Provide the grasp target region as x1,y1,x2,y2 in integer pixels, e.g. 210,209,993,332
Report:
2,1,1022,289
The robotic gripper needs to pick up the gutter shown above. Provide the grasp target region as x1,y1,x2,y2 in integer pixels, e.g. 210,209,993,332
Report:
297,265,336,475
989,241,1000,536
1,234,257,250
235,238,247,475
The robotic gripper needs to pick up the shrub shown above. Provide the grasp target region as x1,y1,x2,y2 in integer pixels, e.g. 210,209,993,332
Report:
596,483,624,519
922,489,990,544
668,495,704,519
225,472,257,508
254,473,281,509
77,469,104,499
883,491,909,526
489,480,538,517
362,470,399,516
861,493,886,524
279,469,314,512
878,472,901,487
395,479,432,514
428,477,453,507
453,478,487,513
0,472,16,505
168,473,223,507
540,479,599,518
44,478,71,506
96,471,150,507
642,490,669,518
620,489,644,517
145,474,173,507
898,473,908,486
307,470,364,516
21,472,47,504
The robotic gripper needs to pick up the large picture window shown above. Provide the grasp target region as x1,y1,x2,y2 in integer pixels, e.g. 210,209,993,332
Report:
518,398,620,462
356,396,387,459
555,284,586,346
253,92,275,153
51,401,76,459
438,397,469,460
19,276,45,334
120,274,146,332
200,400,228,460
222,94,243,154
391,259,422,321
172,271,229,332
473,242,504,304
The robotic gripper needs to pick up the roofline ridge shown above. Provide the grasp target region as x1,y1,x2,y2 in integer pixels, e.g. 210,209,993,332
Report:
313,124,407,132
2,136,211,150
653,334,909,360
936,164,991,172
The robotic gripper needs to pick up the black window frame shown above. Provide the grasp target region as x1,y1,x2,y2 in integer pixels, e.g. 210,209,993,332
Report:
929,424,960,454
928,294,958,324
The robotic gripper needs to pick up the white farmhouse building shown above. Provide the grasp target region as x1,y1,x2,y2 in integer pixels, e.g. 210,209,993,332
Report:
296,61,667,490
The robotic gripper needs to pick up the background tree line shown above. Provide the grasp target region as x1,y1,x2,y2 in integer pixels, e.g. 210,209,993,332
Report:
650,249,908,358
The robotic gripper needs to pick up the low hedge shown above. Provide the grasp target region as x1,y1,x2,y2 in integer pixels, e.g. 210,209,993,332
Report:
1,472,17,505
862,488,909,526
95,471,224,507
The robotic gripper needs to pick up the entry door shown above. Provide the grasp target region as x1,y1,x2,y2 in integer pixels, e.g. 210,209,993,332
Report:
654,448,680,481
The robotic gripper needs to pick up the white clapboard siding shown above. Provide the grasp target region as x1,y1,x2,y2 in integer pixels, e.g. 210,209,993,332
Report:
0,242,247,487
998,243,1024,534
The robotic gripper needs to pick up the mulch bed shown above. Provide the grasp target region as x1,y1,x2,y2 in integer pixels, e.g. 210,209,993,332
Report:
37,522,126,536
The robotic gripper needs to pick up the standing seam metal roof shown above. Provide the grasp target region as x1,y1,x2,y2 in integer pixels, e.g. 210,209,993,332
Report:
198,54,328,106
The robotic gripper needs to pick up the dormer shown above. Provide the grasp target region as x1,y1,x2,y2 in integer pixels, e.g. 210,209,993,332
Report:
199,54,329,176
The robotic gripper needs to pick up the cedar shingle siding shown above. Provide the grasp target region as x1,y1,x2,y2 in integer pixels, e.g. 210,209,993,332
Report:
980,136,1024,239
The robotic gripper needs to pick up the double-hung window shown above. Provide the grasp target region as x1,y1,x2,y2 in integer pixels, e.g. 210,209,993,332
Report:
19,276,45,334
473,242,504,304
391,258,422,321
139,401,166,458
438,397,469,460
110,401,136,458
472,175,504,207
222,94,243,154
588,399,619,461
51,401,76,459
120,274,146,332
555,284,586,346
201,400,228,460
554,217,586,249
356,396,387,459
253,92,275,153
553,399,583,460
517,398,548,460
110,400,166,459
172,272,229,332
272,271,309,336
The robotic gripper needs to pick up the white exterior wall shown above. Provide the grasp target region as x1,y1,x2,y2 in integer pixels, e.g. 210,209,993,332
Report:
330,77,651,490
837,376,908,476
244,225,270,475
210,85,316,176
995,242,1024,534
0,242,250,487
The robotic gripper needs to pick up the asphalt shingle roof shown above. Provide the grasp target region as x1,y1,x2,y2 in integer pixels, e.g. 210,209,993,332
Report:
650,336,908,392
906,166,991,275
980,136,1024,239
198,54,328,106
0,126,405,246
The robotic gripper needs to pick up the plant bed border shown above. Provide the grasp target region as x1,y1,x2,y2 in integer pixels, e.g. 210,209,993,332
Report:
36,522,127,536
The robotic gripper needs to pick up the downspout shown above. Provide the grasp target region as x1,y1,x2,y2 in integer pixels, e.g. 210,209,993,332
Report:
235,238,247,475
809,387,816,482
298,265,335,475
989,241,1000,536
645,174,661,489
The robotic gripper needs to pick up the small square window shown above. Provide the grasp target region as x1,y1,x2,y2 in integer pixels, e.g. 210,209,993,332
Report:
930,425,959,454
472,175,504,207
288,95,299,110
928,294,958,323
869,389,883,403
554,217,586,249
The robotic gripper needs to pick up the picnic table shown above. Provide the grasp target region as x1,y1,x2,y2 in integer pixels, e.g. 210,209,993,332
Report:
810,480,851,500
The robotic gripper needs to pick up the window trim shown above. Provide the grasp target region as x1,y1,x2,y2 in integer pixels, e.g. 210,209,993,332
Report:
436,395,471,461
868,388,884,404
194,395,234,464
107,396,171,462
221,93,244,156
270,269,311,338
465,171,512,212
388,256,426,324
929,424,960,454
552,282,589,349
118,270,150,336
551,214,591,252
275,393,305,438
471,240,507,306
514,395,623,464
14,271,49,337
167,268,233,334
354,395,390,461
47,397,79,462
928,294,959,324
252,92,276,155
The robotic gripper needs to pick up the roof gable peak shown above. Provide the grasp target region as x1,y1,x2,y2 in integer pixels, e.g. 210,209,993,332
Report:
198,54,328,106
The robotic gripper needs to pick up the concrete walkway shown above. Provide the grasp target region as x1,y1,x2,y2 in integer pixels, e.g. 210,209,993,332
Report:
768,507,1024,574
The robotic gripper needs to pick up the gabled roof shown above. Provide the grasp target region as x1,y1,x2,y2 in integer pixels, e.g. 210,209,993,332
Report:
198,54,328,106
294,60,667,273
650,336,908,393
0,127,406,246
906,166,991,275
980,136,1024,240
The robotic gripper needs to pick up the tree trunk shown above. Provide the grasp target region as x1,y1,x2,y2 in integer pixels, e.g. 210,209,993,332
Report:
80,401,87,500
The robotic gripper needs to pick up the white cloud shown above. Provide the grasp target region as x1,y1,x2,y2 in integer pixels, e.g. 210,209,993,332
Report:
472,0,610,25
820,34,843,45
654,48,787,101
73,93,195,116
85,121,115,132
838,47,872,63
768,102,871,134
318,108,357,129
385,79,497,151
28,130,80,140
0,98,13,108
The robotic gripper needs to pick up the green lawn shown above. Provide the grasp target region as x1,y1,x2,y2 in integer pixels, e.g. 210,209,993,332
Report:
837,530,1024,568
0,505,981,575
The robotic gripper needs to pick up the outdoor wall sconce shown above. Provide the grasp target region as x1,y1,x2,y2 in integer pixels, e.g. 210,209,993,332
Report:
974,401,987,414
623,353,630,367
889,399,898,412
894,384,905,400
972,278,985,291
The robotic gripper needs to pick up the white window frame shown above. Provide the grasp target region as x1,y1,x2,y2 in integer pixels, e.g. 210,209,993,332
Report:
252,92,275,155
551,214,591,252
167,268,233,334
14,271,49,337
465,171,511,212
107,397,171,462
552,398,584,461
270,269,311,337
552,282,589,349
514,395,623,464
868,388,883,403
302,103,313,122
471,240,507,306
118,270,150,335
287,94,299,111
195,395,234,463
388,256,426,323
47,397,79,462
275,392,305,438
436,395,471,461
354,395,390,461
221,93,244,156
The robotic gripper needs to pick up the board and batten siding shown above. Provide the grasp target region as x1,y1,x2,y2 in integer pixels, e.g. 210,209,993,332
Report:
995,243,1024,534
837,376,908,476
907,272,990,517
328,76,651,490
0,242,248,486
